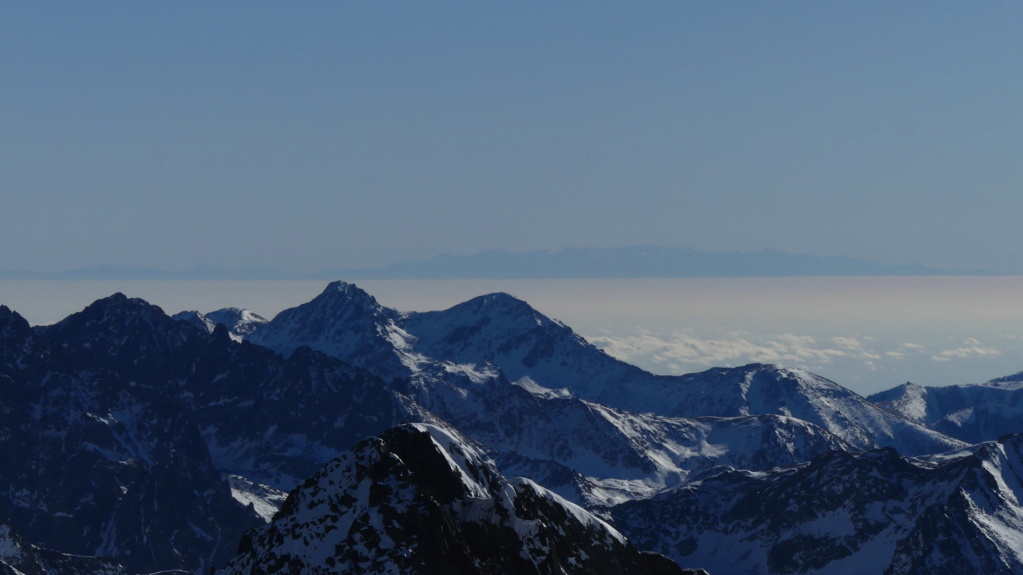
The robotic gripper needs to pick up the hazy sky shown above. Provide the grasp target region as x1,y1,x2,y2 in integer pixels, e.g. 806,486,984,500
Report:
4,2,1023,272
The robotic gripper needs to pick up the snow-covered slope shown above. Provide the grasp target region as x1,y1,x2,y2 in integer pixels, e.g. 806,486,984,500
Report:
402,292,657,404
216,424,695,575
870,376,1023,444
613,432,1023,575
663,364,965,455
396,360,855,506
172,309,217,332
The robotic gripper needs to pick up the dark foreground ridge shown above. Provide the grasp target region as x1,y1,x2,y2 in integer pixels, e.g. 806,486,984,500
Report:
217,424,695,575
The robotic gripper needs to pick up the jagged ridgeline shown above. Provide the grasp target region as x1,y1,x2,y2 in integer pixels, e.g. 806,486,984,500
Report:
2,281,1023,574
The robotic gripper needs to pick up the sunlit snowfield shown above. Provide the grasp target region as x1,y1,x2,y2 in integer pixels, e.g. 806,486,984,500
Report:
4,276,1023,395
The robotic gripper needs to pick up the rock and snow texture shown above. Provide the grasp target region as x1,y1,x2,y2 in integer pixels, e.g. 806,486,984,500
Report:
613,433,1023,575
226,476,289,523
0,298,262,574
247,282,861,506
404,294,963,454
869,377,1023,444
217,424,690,575
398,360,856,507
659,364,966,455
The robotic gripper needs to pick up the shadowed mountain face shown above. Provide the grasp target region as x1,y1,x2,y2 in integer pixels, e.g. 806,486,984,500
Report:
0,522,129,575
0,296,412,574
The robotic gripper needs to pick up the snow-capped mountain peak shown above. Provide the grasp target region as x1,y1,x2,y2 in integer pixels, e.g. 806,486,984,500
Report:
868,381,930,423
173,309,216,332
247,281,412,377
252,283,963,457
460,291,549,319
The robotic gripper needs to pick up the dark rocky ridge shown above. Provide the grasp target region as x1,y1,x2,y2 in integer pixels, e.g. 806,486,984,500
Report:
217,424,695,575
0,295,412,573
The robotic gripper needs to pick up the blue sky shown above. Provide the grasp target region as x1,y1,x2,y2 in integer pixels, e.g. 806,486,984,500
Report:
4,2,1023,272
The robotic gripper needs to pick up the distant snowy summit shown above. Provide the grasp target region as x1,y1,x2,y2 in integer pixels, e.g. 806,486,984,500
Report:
0,246,991,280
173,307,268,341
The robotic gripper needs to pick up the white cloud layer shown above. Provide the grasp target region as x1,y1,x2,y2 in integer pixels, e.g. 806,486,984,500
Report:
931,339,1001,362
587,330,1006,375
587,329,884,374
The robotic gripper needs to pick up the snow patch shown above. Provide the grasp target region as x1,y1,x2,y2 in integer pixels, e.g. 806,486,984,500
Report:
227,475,289,523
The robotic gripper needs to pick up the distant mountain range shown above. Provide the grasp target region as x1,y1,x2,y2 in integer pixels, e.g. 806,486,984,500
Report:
7,281,1023,573
0,247,996,280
